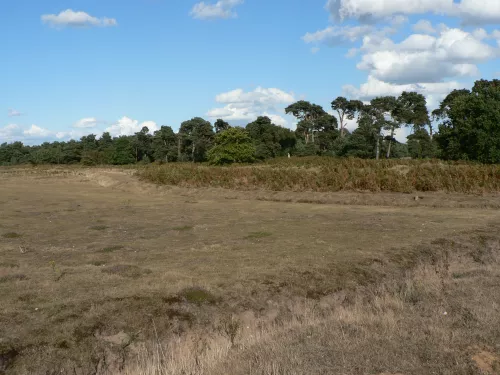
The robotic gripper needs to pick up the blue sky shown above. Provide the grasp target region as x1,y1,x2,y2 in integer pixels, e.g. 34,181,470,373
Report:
2,0,500,144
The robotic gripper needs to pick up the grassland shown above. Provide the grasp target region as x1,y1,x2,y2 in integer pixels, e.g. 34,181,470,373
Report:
0,163,500,374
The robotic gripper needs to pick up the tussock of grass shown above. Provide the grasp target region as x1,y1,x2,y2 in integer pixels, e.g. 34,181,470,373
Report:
102,264,152,278
178,287,218,305
0,274,27,283
0,262,20,268
2,232,22,238
171,225,194,231
90,225,108,231
138,157,500,194
98,245,124,253
245,231,273,240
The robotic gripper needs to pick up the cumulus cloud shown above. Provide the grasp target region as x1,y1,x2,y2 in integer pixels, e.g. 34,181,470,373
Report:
343,75,461,108
0,124,22,142
23,125,51,137
206,87,296,128
8,109,23,117
73,117,100,128
325,0,500,25
412,19,436,34
41,9,117,28
303,25,374,46
190,0,243,20
355,27,498,84
105,117,158,137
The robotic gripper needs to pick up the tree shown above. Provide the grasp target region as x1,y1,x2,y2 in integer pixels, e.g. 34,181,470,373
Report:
214,119,231,133
434,79,500,163
363,99,393,160
179,117,214,162
344,111,378,158
152,126,177,162
407,128,436,159
112,136,135,165
246,116,282,159
331,97,363,138
207,127,256,165
314,114,340,153
285,101,327,144
133,126,153,162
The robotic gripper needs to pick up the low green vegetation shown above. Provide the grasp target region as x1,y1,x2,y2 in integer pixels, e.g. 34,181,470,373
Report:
1,79,499,165
89,225,108,231
2,232,21,239
98,245,124,253
245,231,273,240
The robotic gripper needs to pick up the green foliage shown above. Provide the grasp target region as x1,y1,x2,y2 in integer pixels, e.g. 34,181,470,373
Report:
0,79,498,166
435,80,500,163
214,119,231,133
179,117,215,162
246,116,283,159
407,128,437,159
112,137,135,165
207,127,256,165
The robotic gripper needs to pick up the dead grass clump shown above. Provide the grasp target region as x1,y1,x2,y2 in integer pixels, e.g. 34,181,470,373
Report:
0,262,19,268
89,225,108,231
0,274,27,283
245,231,273,240
102,264,152,278
98,245,124,253
171,225,194,231
178,287,218,305
2,232,21,239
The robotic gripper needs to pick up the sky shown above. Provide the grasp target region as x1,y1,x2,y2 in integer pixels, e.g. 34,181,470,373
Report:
2,0,500,145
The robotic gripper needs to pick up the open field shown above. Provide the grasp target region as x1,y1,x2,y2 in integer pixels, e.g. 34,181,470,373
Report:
1,165,500,374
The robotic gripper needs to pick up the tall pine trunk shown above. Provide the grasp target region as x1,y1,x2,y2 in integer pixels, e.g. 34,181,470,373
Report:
386,127,395,159
375,133,380,160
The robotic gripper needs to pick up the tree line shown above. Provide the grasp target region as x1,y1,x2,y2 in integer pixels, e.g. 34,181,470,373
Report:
1,79,499,166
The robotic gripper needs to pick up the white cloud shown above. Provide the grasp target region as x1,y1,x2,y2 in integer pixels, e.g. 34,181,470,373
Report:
8,109,23,117
325,0,500,25
73,117,99,128
355,27,498,84
311,47,320,54
263,113,288,127
303,25,374,46
105,117,158,137
206,87,295,128
343,75,461,108
412,19,436,34
23,125,51,137
0,124,22,142
41,9,117,28
190,0,243,20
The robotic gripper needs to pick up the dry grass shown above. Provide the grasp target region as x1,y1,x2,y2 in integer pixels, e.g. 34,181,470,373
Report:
1,168,500,374
124,231,500,375
138,157,500,194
